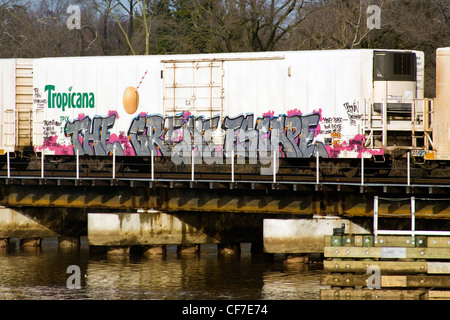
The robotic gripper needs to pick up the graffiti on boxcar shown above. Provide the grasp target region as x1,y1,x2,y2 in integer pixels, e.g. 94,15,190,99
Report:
64,113,127,156
45,103,383,162
344,102,362,126
56,110,332,162
59,110,330,163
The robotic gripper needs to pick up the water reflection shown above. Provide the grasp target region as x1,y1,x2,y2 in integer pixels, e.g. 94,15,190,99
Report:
262,263,323,300
0,237,323,300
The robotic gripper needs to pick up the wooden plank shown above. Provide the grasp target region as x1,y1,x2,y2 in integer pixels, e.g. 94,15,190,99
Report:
343,235,354,246
408,248,450,259
325,235,450,248
425,290,450,300
325,234,374,246
381,247,406,258
324,260,428,274
324,246,450,259
321,274,450,288
428,237,450,248
325,246,379,258
375,236,416,247
321,274,408,287
354,235,363,247
324,260,450,274
428,262,450,274
382,275,407,287
324,235,332,246
320,289,427,300
321,274,370,287
407,275,450,288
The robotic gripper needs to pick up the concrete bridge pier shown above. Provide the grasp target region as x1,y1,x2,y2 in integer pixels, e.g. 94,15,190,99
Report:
0,206,86,250
0,237,43,249
263,216,372,253
87,211,263,256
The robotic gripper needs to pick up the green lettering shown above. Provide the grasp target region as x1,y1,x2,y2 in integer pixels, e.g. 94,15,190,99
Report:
44,85,55,108
62,93,68,111
43,85,95,112
56,93,62,109
89,93,94,108
82,93,88,108
76,93,82,108
71,93,76,107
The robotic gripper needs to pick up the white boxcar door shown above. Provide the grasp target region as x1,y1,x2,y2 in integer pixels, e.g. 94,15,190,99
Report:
162,60,224,118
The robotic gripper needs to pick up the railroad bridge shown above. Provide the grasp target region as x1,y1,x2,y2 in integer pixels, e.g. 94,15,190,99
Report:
1,157,450,254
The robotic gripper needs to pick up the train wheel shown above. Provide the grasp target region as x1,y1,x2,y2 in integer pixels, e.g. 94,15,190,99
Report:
340,160,359,178
342,167,358,178
80,158,92,174
110,159,124,174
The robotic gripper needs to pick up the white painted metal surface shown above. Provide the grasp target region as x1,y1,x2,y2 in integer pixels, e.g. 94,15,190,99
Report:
373,196,450,243
15,59,34,148
0,59,17,153
30,49,424,160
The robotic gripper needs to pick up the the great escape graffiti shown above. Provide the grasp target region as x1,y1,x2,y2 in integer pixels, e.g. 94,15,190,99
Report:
59,111,329,164
39,103,383,162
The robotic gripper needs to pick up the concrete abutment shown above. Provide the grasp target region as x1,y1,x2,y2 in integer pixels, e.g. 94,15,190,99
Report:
4,203,447,256
0,206,374,255
86,211,374,256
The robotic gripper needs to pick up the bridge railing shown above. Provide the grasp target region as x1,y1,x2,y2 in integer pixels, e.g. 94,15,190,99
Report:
373,196,450,245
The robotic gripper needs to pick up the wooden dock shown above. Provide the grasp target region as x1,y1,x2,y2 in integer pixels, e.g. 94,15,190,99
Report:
320,234,450,300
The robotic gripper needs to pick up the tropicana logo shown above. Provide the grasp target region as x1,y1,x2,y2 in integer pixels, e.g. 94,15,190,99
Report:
45,85,95,111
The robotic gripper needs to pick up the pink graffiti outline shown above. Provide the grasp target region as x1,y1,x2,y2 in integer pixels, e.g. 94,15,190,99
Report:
325,134,384,158
35,135,74,155
108,133,135,156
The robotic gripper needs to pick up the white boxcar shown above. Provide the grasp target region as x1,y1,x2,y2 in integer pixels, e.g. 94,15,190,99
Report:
32,49,423,162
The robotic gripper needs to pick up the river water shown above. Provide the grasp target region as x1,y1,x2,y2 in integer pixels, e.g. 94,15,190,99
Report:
0,237,324,301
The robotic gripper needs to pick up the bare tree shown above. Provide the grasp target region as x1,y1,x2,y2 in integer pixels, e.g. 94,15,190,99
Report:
102,0,153,55
230,0,317,51
377,0,450,97
291,0,386,50
104,0,137,54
